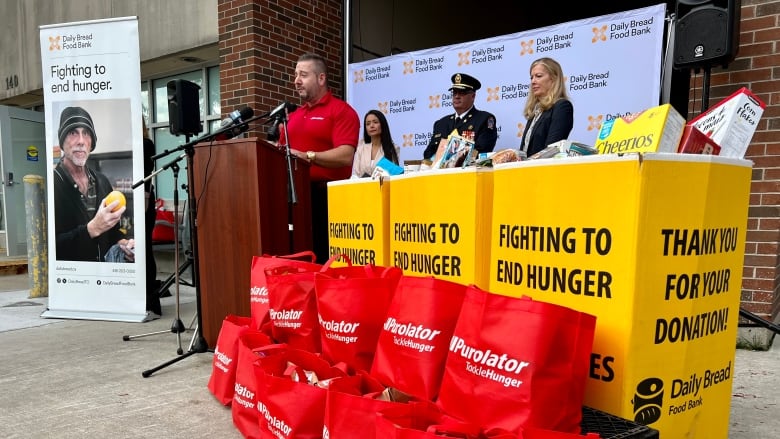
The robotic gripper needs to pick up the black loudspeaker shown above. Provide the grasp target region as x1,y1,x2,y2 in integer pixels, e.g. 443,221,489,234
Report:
674,0,741,69
167,79,202,136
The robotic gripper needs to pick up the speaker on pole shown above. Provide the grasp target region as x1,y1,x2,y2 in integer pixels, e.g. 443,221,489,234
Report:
167,79,202,137
674,0,741,69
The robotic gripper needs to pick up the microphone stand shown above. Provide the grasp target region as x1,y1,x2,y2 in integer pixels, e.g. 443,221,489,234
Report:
277,109,299,254
135,113,278,377
123,152,193,345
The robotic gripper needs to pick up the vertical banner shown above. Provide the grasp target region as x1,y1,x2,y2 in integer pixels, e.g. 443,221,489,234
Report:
40,17,146,322
347,4,667,164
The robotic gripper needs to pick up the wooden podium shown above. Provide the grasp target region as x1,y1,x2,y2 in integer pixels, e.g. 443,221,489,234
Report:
192,137,311,348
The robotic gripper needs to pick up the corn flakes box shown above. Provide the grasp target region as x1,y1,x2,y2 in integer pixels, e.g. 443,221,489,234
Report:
688,87,765,159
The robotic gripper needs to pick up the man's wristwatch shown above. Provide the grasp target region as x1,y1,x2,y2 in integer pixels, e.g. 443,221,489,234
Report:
306,151,316,163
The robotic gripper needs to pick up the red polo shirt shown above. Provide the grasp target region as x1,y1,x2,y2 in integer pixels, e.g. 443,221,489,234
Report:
285,91,359,182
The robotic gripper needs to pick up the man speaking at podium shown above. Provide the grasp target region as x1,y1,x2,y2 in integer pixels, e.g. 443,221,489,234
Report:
285,53,360,263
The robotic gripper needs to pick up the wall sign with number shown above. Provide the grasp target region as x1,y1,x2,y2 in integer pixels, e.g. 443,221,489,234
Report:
5,74,19,90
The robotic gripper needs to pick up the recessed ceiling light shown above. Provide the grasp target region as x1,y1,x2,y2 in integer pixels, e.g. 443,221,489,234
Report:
180,56,203,63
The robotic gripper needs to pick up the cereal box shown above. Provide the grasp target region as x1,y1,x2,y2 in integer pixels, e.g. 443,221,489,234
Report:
688,87,765,158
595,104,685,155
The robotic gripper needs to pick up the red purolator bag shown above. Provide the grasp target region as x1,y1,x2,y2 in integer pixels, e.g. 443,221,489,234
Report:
207,314,254,405
436,286,597,434
315,264,402,372
375,403,499,439
324,370,418,439
370,275,468,402
264,254,349,353
254,347,348,439
249,251,321,330
231,331,283,439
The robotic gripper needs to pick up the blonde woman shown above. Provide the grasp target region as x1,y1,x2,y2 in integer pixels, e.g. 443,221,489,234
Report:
519,57,574,157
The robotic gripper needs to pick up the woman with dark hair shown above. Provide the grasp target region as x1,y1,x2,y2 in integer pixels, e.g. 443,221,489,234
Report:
351,109,400,178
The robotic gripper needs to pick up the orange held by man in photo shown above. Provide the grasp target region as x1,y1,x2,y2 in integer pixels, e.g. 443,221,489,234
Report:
104,190,126,212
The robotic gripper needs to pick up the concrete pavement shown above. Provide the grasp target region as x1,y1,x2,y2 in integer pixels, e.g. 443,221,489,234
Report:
0,272,240,439
0,270,778,438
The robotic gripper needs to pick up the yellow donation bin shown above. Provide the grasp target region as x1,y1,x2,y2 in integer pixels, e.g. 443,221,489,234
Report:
327,177,391,266
488,154,752,439
389,168,493,288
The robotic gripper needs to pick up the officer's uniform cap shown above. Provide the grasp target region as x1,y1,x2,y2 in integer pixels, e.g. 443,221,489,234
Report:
449,73,481,92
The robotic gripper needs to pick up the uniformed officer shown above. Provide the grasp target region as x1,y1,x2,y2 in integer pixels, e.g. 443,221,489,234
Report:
423,72,498,161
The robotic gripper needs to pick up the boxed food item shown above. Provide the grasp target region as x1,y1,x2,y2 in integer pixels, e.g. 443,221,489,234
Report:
678,125,721,155
595,104,685,155
546,139,599,157
688,87,765,158
433,135,475,168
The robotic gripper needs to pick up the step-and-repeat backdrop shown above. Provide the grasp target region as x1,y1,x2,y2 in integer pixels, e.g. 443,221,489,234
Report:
347,4,667,163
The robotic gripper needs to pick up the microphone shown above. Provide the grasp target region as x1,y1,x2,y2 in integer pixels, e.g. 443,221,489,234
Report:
220,106,254,128
214,106,254,140
265,101,298,120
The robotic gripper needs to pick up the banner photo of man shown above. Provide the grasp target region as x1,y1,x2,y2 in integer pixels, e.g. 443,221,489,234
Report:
40,17,146,322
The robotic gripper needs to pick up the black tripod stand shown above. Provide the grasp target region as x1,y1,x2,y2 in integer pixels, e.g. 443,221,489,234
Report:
123,156,197,350
135,107,268,377
140,145,209,377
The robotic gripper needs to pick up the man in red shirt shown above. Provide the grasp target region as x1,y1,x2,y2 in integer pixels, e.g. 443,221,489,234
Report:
287,53,359,263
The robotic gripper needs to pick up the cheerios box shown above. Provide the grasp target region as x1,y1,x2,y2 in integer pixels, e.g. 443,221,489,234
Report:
688,87,765,159
595,104,685,155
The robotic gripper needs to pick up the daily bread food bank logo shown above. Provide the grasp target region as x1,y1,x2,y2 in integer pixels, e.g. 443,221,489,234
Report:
49,32,95,51
387,97,417,115
519,39,534,56
632,361,733,426
516,122,525,139
457,51,471,66
633,377,664,425
486,87,500,102
569,70,610,92
497,81,529,101
403,60,414,74
592,25,608,43
353,69,364,83
587,115,604,132
414,130,433,147
471,44,505,64
608,16,655,41
48,35,61,51
428,94,442,109
364,64,391,81
536,32,574,54
415,55,445,73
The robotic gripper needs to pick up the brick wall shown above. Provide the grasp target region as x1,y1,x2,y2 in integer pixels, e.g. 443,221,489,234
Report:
217,0,344,138
686,0,780,322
